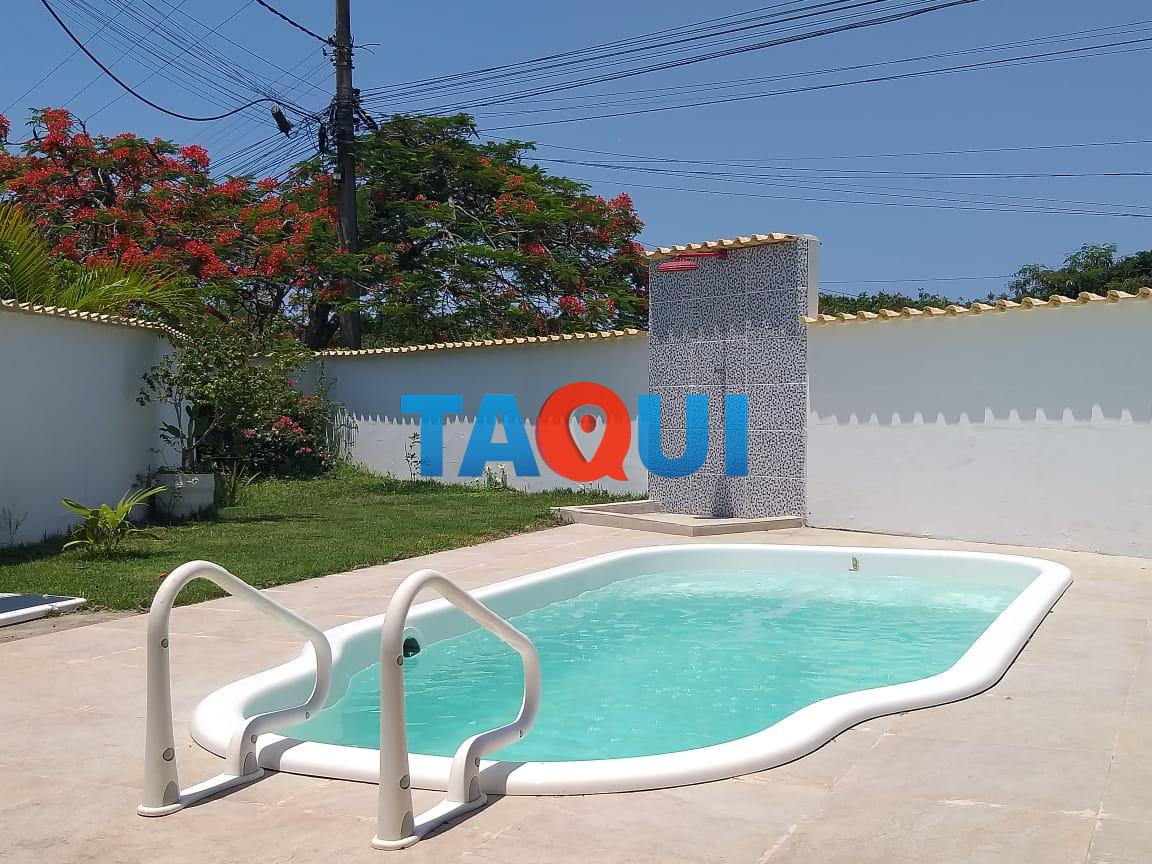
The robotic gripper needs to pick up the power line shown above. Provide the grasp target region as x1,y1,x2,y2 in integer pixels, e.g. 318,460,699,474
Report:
479,36,1152,130
822,275,1013,283
201,54,330,160
82,1,328,142
49,0,289,115
382,0,986,114
369,0,972,108
441,20,1152,118
37,0,302,122
254,0,331,45
370,0,869,97
565,175,1152,218
64,0,201,108
403,0,951,105
526,137,1152,164
136,0,327,98
567,162,1152,214
83,0,214,121
536,156,1152,181
2,0,136,115
47,0,266,114
59,0,326,107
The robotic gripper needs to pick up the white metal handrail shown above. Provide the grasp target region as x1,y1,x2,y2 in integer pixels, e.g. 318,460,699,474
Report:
137,560,333,817
372,569,542,851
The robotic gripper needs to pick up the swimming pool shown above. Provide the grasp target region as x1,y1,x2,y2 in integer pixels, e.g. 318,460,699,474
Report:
191,545,1070,795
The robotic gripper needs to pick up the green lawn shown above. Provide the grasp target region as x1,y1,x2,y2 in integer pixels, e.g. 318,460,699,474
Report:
0,467,625,611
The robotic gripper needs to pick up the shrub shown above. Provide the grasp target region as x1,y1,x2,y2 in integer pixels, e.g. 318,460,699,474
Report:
140,320,346,479
235,399,336,477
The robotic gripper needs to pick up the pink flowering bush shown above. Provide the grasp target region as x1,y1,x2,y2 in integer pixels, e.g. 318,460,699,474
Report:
140,319,342,479
237,399,336,477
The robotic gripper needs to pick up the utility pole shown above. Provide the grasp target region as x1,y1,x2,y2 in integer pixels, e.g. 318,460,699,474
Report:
333,0,361,348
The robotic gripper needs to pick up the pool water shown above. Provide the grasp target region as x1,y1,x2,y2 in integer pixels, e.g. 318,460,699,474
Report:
286,568,1024,761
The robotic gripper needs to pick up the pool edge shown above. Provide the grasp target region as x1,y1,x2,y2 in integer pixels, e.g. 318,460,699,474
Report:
189,545,1072,796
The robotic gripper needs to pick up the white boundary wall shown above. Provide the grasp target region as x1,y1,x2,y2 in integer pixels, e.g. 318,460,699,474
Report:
806,301,1152,557
314,334,650,494
0,308,171,546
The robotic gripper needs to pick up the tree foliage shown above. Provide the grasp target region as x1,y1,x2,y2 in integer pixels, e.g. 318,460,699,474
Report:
348,114,649,345
819,244,1152,315
818,288,961,316
0,109,648,347
0,203,195,318
1007,243,1152,300
0,108,345,336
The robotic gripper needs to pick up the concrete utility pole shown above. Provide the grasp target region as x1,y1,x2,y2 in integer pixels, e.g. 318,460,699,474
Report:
333,0,361,348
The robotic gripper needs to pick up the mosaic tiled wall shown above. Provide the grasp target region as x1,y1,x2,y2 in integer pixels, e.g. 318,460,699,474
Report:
648,237,819,518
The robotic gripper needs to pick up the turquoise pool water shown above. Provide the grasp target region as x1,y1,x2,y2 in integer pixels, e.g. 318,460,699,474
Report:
286,568,1025,761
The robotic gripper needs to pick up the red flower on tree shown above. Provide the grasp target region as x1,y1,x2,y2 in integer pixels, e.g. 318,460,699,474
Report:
0,108,346,343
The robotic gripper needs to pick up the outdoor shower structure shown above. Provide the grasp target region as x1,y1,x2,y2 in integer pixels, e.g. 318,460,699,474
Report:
645,233,820,519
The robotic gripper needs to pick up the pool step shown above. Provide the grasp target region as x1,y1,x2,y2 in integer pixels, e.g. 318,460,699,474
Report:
552,501,803,536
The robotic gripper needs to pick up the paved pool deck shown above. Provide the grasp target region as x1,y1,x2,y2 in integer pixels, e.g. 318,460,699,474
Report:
2,524,1150,863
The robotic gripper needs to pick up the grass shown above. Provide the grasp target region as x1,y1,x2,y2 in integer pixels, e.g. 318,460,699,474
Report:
0,466,628,611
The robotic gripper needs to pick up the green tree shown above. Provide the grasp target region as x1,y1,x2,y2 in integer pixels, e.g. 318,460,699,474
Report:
818,244,1152,315
346,114,648,346
1007,243,1152,300
818,288,960,317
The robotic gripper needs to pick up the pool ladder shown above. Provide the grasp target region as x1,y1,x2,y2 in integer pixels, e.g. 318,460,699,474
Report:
373,569,541,850
137,561,542,853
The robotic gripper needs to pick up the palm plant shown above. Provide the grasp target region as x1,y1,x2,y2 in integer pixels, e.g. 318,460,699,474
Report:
61,486,166,556
0,204,196,320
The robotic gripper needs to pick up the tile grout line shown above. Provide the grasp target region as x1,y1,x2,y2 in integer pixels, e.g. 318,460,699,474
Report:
827,726,893,791
1084,614,1149,863
758,820,804,862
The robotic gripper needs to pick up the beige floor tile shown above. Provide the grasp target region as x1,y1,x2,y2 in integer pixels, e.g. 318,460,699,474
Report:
1018,634,1144,674
457,780,830,864
1100,753,1152,823
1088,817,1152,863
889,691,1124,753
1115,711,1152,758
0,624,155,662
0,610,136,644
835,734,1113,814
0,653,146,707
1037,609,1151,645
889,661,1131,752
744,728,884,788
1123,652,1152,707
768,790,1096,864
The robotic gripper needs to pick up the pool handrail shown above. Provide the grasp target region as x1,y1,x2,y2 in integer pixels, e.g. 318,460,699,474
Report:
372,568,542,851
137,560,333,817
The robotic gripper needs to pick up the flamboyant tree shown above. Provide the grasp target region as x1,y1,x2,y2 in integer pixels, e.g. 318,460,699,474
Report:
0,202,197,318
0,108,345,339
0,109,650,347
336,113,648,345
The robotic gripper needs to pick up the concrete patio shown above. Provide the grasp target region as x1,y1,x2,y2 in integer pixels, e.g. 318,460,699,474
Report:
2,523,1150,863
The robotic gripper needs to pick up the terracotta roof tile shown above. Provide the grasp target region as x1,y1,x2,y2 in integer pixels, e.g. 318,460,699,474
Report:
644,233,799,260
801,288,1152,327
315,328,645,357
0,299,184,340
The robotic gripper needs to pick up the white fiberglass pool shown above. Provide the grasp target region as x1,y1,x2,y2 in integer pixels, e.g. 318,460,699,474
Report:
192,545,1070,795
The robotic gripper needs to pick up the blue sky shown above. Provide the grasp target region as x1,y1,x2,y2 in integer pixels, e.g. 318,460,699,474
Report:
3,0,1149,300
